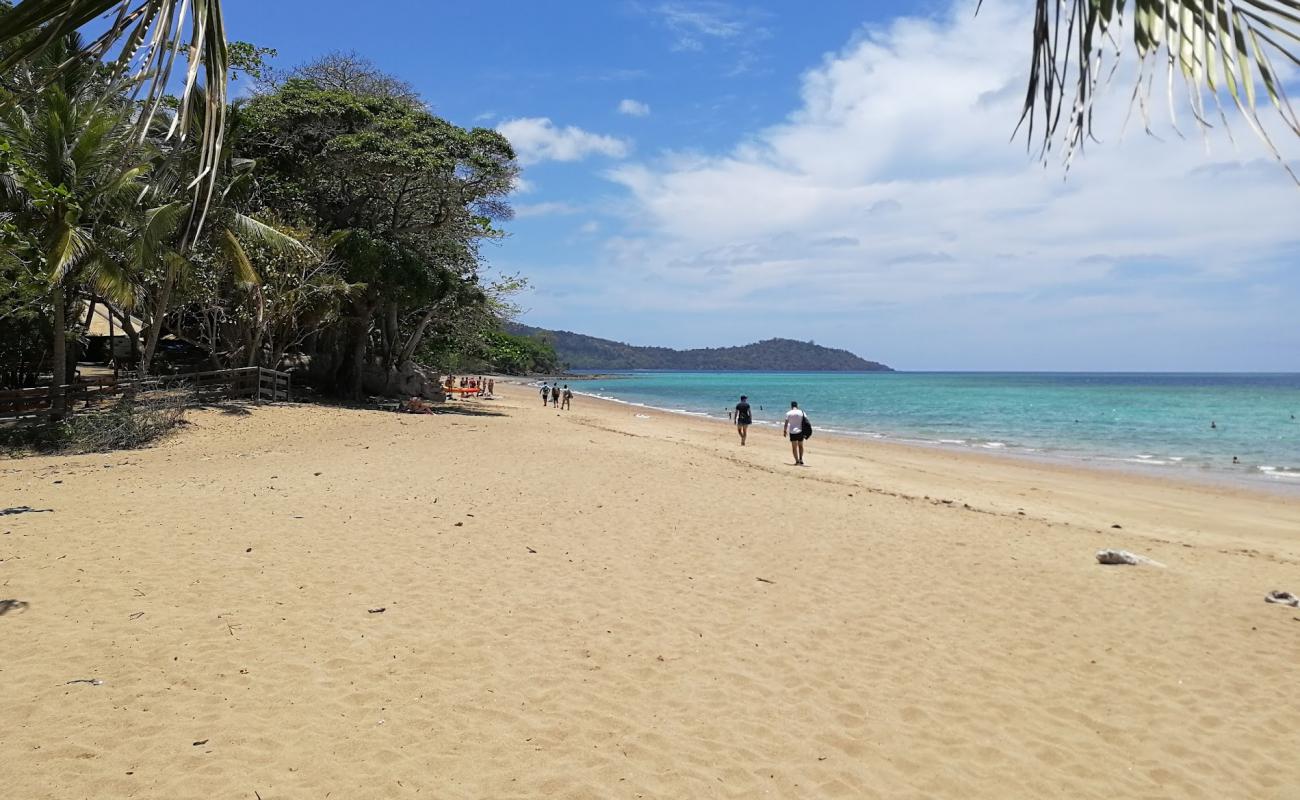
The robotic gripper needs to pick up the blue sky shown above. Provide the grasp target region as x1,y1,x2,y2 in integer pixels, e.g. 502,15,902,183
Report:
218,0,1300,371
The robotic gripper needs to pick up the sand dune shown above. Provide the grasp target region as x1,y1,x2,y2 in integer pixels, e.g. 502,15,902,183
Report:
2,382,1297,798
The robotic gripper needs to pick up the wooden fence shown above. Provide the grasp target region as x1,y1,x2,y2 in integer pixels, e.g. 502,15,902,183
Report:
0,367,291,424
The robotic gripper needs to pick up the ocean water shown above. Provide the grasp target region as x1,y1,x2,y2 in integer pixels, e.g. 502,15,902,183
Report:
568,372,1300,489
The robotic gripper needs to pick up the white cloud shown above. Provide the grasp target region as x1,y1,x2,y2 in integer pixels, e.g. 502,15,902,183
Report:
496,117,630,165
655,2,751,50
618,98,651,117
514,201,581,219
649,2,772,75
603,0,1300,316
568,0,1300,368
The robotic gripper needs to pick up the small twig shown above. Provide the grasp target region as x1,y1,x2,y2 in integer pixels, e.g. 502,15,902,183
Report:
756,577,775,584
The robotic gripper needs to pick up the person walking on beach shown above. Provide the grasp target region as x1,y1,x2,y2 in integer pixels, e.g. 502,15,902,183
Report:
540,382,550,406
551,383,561,408
734,395,753,445
783,401,809,465
561,385,573,410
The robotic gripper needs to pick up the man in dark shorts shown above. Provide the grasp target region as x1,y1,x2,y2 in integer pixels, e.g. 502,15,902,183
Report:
783,401,808,465
550,384,561,407
734,395,753,445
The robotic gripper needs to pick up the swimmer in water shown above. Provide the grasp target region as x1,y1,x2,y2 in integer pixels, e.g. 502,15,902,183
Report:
1211,420,1217,429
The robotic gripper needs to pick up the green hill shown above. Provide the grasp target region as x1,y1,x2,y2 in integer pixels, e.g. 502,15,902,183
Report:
506,325,892,372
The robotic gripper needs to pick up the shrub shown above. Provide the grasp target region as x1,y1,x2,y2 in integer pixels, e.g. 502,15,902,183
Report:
55,397,185,453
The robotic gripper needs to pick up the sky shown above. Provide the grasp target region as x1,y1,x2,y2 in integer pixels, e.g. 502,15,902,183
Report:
216,0,1300,371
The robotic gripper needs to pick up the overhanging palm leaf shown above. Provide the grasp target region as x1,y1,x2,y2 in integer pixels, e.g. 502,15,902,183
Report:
0,0,228,238
1008,0,1300,174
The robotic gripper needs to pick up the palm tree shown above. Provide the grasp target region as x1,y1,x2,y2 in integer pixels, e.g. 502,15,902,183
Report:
1012,0,1300,174
0,33,147,415
0,0,228,239
3,1,1300,171
131,93,311,372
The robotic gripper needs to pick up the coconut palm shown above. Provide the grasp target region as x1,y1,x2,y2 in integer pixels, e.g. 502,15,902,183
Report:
0,0,228,239
131,92,311,372
0,32,148,415
1012,0,1300,174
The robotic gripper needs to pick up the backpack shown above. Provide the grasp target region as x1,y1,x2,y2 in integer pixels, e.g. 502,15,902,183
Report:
801,412,812,439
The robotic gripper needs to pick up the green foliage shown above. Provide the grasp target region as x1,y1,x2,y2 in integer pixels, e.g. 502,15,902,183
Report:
228,41,277,81
1,34,520,405
482,330,561,375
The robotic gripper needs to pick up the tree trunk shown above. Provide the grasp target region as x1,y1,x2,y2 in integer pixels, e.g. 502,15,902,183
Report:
397,306,439,367
50,283,67,419
141,267,178,374
334,301,374,401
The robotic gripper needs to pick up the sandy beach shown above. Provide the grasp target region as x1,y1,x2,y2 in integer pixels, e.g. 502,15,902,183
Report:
2,381,1298,799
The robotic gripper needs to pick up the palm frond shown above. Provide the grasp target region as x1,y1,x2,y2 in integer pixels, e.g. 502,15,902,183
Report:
217,225,258,287
0,1,229,241
82,247,138,308
139,199,189,258
44,218,92,285
228,212,314,257
1009,0,1300,176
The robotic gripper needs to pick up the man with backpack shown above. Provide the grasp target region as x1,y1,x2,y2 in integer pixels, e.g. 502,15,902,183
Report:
561,385,573,410
782,401,811,466
539,382,550,406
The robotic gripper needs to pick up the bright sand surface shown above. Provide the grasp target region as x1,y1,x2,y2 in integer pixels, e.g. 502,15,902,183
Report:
2,381,1298,799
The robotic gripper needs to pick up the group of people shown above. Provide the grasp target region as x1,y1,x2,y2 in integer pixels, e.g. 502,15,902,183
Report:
539,382,574,410
733,395,812,466
444,375,493,399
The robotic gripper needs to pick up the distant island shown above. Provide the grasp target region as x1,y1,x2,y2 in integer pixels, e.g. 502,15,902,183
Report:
506,324,892,372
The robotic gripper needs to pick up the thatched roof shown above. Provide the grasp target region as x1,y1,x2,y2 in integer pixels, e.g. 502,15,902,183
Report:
86,305,143,338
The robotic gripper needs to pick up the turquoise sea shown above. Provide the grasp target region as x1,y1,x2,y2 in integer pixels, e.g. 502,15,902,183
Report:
569,372,1300,489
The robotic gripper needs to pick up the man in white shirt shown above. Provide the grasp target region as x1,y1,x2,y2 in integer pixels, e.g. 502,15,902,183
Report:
782,401,808,466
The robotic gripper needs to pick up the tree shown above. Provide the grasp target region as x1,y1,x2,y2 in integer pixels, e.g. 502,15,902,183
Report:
0,33,146,414
281,51,420,105
0,0,230,240
238,77,517,398
130,90,311,372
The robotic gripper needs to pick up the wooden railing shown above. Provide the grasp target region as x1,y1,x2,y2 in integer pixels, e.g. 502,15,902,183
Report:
0,367,292,423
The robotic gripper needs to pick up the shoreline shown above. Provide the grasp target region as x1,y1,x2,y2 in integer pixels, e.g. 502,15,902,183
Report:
508,377,1300,498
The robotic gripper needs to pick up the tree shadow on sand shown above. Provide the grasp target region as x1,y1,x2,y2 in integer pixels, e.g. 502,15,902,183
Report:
1,506,54,516
0,599,31,616
424,404,507,418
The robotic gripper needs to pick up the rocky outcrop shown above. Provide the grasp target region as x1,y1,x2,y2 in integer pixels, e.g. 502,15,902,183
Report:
362,362,445,400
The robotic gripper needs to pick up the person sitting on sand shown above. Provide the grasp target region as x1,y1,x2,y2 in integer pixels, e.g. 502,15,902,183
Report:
540,382,550,406
551,384,561,408
735,395,753,446
783,401,808,466
562,385,573,410
404,396,435,414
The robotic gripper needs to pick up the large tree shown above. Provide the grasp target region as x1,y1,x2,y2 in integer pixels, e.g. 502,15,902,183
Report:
237,76,517,397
